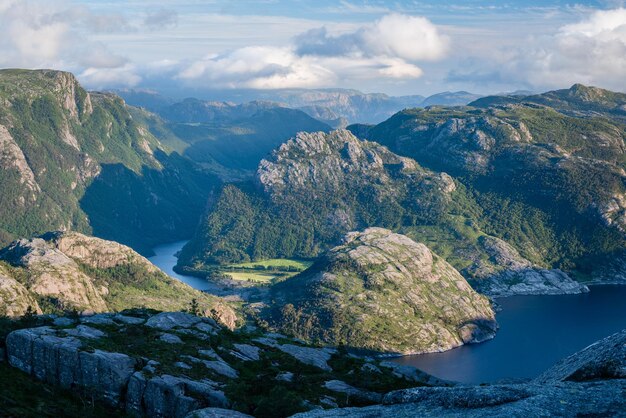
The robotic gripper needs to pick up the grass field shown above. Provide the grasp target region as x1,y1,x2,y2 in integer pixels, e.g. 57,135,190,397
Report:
219,258,314,284
222,271,279,283
228,258,313,270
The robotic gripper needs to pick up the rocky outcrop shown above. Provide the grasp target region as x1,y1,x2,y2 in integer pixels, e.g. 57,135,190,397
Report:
126,372,228,418
536,329,626,383
270,228,497,354
0,232,236,319
469,236,589,296
0,235,108,312
6,327,135,407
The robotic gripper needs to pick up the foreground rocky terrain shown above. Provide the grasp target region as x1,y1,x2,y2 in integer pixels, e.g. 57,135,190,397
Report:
1,310,437,417
267,228,497,354
1,311,624,417
0,232,233,323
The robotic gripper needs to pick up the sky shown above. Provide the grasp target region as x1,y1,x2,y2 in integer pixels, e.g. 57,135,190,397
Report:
0,0,625,96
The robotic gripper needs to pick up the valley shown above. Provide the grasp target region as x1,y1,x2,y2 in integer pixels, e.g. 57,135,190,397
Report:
1,68,626,417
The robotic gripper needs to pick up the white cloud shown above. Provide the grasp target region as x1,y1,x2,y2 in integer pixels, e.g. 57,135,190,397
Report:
0,0,136,80
452,8,626,92
178,13,447,89
79,65,142,89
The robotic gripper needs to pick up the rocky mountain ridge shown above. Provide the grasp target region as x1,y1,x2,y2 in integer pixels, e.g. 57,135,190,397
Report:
2,310,624,417
0,69,220,253
180,128,588,297
353,84,626,281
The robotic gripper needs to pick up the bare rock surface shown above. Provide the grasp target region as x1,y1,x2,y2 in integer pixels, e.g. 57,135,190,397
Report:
470,236,589,297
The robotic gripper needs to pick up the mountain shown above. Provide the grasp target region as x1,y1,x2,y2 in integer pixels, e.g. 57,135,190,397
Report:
267,228,496,354
420,91,483,107
118,93,333,176
0,69,220,253
0,231,233,321
470,84,626,123
177,129,457,266
351,84,626,281
177,129,582,296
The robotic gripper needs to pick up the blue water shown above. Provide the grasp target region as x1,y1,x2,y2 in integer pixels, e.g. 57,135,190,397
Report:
148,242,626,384
148,240,212,291
392,285,626,383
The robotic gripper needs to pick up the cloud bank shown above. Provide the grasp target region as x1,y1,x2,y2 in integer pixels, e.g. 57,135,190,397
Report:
177,13,448,89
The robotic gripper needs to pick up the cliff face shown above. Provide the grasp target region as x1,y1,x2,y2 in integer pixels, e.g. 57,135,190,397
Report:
270,228,497,355
0,232,233,321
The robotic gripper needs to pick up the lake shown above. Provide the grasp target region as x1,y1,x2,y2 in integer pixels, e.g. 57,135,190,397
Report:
392,285,626,383
148,241,212,291
149,241,626,384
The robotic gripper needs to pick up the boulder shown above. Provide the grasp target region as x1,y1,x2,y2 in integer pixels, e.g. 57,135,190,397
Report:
126,372,228,418
230,344,260,361
146,312,203,330
6,327,135,407
161,333,184,344
276,344,335,371
324,380,382,403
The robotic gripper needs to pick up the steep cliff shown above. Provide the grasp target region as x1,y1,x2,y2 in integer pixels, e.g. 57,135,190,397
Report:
0,69,219,252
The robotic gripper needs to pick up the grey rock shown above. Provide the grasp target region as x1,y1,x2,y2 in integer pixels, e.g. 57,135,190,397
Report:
114,314,146,325
252,337,278,347
81,313,116,325
6,327,134,407
324,380,382,403
198,349,221,360
361,363,381,374
536,328,626,383
276,344,334,371
182,355,238,379
186,408,253,418
379,361,449,386
146,312,203,330
231,344,260,361
382,385,532,407
276,371,294,382
64,325,106,339
126,372,228,418
319,396,338,408
471,236,589,297
176,328,212,341
160,333,184,344
195,322,218,334
175,362,193,370
291,381,626,417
